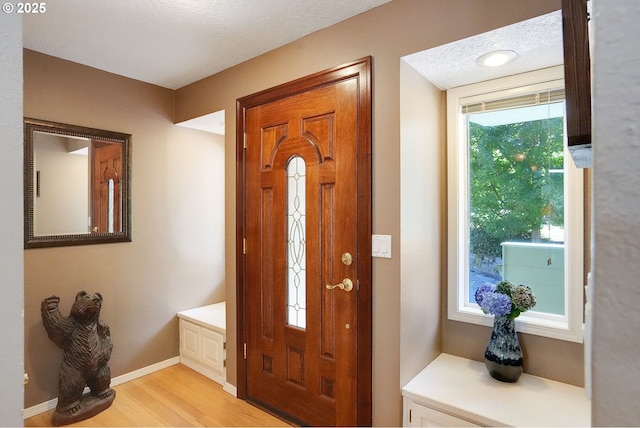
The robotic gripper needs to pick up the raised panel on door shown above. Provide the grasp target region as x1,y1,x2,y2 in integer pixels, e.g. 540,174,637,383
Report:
180,320,201,361
202,329,225,376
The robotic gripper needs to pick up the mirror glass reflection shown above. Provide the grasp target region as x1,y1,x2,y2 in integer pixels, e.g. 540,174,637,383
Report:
25,118,132,248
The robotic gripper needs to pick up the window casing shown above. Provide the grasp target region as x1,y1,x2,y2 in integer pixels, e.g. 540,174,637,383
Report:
447,66,584,342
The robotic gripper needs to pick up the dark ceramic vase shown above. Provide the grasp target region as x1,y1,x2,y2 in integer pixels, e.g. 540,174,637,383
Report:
484,315,523,382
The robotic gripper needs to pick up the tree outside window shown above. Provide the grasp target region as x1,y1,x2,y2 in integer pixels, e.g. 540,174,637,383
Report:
468,108,565,287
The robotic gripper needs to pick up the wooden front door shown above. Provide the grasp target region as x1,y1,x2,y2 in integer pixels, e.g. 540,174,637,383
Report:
237,58,372,426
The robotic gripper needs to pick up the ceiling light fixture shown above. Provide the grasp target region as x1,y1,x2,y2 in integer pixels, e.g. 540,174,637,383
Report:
476,50,519,67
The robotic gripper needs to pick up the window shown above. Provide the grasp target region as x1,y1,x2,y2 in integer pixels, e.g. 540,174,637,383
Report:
447,66,584,342
287,156,307,329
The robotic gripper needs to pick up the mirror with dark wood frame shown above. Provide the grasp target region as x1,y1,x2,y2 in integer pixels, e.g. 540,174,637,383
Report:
24,118,132,248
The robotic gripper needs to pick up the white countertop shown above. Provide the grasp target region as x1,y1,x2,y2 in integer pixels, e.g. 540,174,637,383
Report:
177,302,226,332
402,353,590,427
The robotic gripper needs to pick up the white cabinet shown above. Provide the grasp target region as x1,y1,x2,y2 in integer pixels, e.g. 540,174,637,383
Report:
402,353,590,427
177,302,226,385
407,400,480,427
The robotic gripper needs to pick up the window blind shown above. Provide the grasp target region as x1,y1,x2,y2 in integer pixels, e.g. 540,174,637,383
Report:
462,88,565,114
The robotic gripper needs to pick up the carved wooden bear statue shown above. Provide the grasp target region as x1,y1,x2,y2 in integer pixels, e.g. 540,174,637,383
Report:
41,291,115,426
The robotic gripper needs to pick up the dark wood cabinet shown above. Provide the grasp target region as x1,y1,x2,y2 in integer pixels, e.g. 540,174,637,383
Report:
562,0,592,167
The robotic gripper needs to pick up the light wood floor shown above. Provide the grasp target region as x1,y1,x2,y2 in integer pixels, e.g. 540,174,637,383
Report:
25,364,291,427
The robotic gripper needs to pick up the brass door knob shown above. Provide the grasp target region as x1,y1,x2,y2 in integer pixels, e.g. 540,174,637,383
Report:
326,278,353,292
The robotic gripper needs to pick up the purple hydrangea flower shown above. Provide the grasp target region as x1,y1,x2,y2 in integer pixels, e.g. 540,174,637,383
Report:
479,291,512,316
474,280,536,318
474,283,496,306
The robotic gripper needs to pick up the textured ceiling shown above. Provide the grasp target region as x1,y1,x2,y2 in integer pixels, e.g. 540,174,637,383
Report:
23,0,391,90
24,2,565,133
403,10,564,90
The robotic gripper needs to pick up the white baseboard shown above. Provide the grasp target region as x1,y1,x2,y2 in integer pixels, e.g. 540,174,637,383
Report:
111,356,180,386
23,357,180,419
179,356,225,386
223,381,237,397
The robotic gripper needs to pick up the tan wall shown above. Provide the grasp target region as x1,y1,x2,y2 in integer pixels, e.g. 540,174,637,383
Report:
399,59,444,386
175,0,578,425
23,50,226,408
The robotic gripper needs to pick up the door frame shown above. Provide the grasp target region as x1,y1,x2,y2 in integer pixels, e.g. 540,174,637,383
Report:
235,57,373,426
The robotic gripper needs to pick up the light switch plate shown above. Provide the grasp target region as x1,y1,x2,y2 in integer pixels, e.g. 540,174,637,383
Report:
372,234,392,258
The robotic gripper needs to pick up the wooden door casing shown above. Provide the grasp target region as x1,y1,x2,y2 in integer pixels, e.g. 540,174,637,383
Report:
237,57,372,426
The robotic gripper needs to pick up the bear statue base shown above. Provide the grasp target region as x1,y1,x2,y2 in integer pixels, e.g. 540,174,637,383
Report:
52,388,116,427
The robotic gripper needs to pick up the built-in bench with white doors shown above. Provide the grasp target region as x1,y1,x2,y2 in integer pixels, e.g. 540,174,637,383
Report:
177,302,226,385
402,353,590,427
